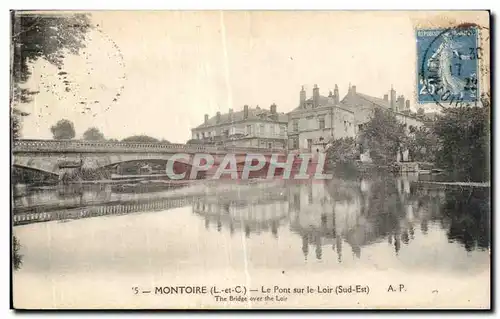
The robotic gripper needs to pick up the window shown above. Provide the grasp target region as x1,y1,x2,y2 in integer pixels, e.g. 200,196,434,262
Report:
271,125,277,136
280,125,287,135
291,138,298,149
259,124,265,135
293,120,299,132
246,125,252,135
318,117,325,129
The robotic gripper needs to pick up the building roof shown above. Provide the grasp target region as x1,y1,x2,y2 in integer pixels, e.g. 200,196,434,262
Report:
305,95,331,106
341,89,424,123
289,94,353,114
193,107,288,130
340,91,391,110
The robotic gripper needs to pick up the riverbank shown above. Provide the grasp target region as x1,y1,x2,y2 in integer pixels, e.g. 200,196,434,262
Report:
417,181,490,188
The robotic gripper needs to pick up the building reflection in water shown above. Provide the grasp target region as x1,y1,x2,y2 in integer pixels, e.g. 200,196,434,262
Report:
192,188,290,238
13,175,490,267
192,175,490,263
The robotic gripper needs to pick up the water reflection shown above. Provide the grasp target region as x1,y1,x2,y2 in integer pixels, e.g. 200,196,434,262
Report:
12,176,490,271
191,177,490,261
192,189,289,238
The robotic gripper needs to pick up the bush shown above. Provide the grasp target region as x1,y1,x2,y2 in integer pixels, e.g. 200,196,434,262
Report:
325,137,358,166
61,167,111,183
433,106,490,181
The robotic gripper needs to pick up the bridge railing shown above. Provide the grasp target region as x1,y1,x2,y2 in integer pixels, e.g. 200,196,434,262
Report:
13,139,286,154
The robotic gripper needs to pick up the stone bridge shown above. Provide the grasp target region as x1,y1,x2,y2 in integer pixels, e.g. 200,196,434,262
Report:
12,139,288,177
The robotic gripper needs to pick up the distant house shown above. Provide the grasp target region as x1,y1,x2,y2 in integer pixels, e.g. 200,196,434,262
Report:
340,84,425,162
190,84,426,162
191,104,288,149
341,85,424,134
287,84,355,152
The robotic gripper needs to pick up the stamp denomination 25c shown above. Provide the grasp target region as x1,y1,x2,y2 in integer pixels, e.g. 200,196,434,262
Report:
417,26,482,106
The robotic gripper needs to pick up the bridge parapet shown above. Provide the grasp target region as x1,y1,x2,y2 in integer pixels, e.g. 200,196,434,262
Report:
13,139,286,155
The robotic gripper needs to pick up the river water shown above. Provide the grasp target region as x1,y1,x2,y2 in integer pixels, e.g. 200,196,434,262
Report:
12,174,490,309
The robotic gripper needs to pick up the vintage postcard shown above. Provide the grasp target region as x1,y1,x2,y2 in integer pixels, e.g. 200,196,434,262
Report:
10,10,491,309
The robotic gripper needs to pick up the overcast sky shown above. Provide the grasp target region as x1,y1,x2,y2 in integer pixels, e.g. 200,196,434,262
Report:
16,11,487,143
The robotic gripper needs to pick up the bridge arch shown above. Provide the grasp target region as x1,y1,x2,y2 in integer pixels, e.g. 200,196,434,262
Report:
12,155,61,175
101,158,198,179
12,164,59,177
12,164,60,185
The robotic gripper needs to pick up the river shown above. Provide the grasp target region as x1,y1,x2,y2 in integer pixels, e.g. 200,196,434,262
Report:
12,174,490,309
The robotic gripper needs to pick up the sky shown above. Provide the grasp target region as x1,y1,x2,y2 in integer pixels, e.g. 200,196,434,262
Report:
15,11,488,143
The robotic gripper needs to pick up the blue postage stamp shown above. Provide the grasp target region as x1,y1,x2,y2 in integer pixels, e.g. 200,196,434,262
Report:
417,27,480,105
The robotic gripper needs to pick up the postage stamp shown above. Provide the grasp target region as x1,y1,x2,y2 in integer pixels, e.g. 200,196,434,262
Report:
417,26,481,106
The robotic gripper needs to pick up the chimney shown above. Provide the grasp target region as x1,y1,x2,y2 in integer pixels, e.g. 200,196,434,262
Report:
270,103,277,114
243,105,249,119
351,85,356,95
383,94,389,101
204,114,209,124
300,86,306,108
228,108,233,121
334,84,339,104
216,111,221,123
397,95,405,112
390,86,396,111
312,84,319,108
405,99,410,110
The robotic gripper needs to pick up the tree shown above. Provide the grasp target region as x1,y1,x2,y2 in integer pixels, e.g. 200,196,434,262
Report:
325,137,358,165
11,13,93,140
122,135,160,143
186,139,204,145
83,127,105,141
433,106,490,181
406,125,439,163
359,108,406,165
11,109,28,140
50,119,75,140
13,236,23,271
11,13,92,104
